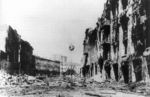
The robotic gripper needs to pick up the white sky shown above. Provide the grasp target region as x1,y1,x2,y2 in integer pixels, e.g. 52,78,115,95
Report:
0,0,106,63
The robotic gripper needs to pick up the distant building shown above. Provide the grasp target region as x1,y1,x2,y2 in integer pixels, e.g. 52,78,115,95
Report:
53,55,81,74
34,56,60,76
53,55,67,74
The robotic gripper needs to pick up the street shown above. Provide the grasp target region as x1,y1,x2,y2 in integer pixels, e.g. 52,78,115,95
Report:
0,71,149,97
1,0,150,97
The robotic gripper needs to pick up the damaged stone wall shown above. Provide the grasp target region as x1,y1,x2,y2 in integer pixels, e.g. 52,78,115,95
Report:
81,0,150,84
5,26,20,74
20,40,35,75
0,50,7,60
0,50,9,70
82,28,99,78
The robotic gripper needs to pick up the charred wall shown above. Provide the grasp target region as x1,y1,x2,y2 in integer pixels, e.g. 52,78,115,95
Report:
82,28,99,78
0,50,9,70
20,40,35,75
5,26,20,74
3,26,35,75
0,50,7,60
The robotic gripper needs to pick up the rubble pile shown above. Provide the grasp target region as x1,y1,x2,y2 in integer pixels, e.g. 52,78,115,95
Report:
0,71,18,87
0,72,149,97
0,70,46,88
125,81,150,95
81,78,150,96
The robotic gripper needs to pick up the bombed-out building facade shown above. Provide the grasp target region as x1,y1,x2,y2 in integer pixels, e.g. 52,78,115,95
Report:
4,26,35,75
81,0,150,83
0,26,61,76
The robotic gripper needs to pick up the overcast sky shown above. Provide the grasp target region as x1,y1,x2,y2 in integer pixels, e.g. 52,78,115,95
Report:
0,0,106,63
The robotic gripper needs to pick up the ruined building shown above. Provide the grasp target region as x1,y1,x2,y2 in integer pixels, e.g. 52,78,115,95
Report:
81,0,150,83
0,26,63,76
0,26,35,75
20,40,35,75
5,26,21,74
